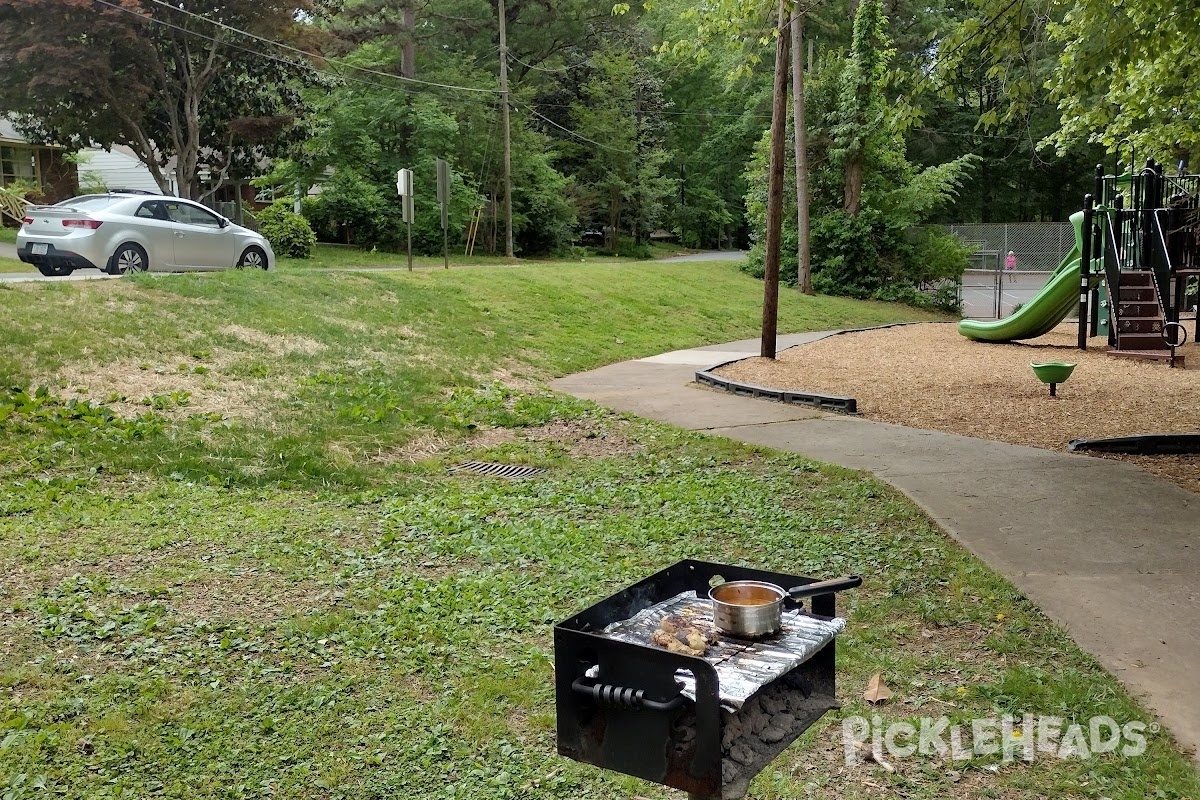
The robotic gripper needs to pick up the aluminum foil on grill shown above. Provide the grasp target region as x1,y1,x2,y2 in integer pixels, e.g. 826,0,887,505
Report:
599,590,844,710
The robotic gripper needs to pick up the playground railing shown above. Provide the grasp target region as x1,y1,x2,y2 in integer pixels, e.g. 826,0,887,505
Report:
1162,174,1200,203
1101,209,1128,335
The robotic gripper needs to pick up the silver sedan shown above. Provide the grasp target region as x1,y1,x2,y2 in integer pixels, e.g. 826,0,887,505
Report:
17,193,275,277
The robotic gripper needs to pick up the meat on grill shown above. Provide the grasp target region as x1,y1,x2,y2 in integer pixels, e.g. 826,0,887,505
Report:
650,613,718,656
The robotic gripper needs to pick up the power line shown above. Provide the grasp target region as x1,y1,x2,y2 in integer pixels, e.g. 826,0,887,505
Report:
119,0,500,95
477,102,501,189
508,52,591,74
87,0,438,100
523,107,627,153
534,100,772,120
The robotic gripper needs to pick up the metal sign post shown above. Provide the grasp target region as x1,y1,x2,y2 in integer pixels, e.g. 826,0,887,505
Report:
436,158,450,269
397,168,414,271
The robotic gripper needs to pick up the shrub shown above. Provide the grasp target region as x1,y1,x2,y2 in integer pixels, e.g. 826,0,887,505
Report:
257,203,317,259
741,213,968,314
302,170,391,247
614,238,655,260
741,228,799,285
872,282,962,315
810,210,882,298
906,228,972,285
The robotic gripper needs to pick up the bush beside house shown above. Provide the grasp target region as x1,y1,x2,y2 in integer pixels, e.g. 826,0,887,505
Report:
257,203,316,258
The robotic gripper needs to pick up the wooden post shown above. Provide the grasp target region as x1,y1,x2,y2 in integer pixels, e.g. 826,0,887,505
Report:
761,0,790,360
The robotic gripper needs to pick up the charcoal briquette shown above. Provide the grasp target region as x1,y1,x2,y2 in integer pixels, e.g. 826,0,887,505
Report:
729,744,756,765
760,726,787,743
762,694,787,714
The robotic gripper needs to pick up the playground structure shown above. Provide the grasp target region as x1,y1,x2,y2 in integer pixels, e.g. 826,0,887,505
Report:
958,161,1200,366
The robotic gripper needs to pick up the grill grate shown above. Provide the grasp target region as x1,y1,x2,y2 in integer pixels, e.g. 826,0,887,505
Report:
449,461,546,479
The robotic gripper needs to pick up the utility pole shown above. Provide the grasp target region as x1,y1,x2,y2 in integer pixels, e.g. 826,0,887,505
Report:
498,0,514,258
761,0,790,360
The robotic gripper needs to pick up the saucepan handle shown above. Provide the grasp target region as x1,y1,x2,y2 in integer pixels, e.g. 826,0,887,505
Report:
786,575,862,601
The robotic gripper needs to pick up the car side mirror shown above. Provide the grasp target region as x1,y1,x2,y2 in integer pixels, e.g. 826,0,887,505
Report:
219,218,229,229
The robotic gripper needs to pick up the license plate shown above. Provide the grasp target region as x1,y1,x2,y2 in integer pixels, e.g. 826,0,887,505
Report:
31,243,48,256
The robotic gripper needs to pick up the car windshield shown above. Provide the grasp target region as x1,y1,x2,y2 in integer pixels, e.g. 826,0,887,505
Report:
55,196,125,212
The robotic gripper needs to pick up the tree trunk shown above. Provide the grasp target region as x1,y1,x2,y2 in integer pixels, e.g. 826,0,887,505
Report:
609,193,621,252
402,1,416,79
790,4,812,294
843,157,863,215
761,0,790,359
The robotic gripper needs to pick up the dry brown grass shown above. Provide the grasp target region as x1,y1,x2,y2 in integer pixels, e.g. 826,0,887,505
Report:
520,417,644,458
714,322,1200,492
53,358,279,420
43,323,319,422
220,324,325,356
169,571,324,624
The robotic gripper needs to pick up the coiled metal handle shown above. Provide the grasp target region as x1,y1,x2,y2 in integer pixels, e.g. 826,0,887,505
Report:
572,676,686,712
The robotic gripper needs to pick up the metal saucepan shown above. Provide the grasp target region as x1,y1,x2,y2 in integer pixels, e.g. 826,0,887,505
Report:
708,575,862,638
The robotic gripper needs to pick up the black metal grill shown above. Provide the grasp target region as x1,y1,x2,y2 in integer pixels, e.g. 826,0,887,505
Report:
554,559,858,799
448,461,545,479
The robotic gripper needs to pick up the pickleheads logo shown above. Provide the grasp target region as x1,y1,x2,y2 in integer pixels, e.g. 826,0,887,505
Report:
842,715,1151,765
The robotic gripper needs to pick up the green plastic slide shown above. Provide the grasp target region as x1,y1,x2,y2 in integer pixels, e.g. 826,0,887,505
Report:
957,211,1095,342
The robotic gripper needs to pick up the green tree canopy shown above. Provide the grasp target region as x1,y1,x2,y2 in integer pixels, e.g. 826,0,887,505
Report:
0,0,314,199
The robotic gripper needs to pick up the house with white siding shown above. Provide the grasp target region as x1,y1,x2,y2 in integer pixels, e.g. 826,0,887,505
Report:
76,147,165,194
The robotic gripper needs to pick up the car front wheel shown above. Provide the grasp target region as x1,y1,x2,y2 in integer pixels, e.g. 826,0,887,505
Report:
111,244,148,275
237,246,268,270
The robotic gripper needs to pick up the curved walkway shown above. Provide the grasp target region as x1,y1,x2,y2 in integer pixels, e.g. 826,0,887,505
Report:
552,332,1200,762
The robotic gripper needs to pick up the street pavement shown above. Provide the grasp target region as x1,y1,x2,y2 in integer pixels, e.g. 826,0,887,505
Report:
0,268,114,284
659,250,748,262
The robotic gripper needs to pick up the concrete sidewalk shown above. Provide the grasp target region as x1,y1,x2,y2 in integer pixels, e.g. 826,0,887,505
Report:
552,333,1200,761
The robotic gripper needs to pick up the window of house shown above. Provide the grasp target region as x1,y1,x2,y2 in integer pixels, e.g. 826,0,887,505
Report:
0,145,37,187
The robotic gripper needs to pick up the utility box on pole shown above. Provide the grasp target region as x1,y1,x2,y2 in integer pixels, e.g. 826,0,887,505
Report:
436,158,450,269
397,168,414,272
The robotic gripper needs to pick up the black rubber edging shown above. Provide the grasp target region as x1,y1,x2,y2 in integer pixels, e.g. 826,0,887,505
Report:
694,371,858,413
692,322,935,415
1068,434,1200,455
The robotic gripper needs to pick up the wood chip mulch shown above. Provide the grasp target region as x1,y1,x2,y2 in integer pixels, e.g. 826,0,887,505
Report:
713,322,1200,494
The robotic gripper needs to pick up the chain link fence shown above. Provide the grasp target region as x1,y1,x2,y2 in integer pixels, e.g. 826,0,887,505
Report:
926,223,1077,319
947,222,1075,273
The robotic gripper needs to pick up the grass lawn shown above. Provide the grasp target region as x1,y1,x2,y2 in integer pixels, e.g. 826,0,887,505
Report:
0,226,16,244
0,258,33,273
0,261,1196,799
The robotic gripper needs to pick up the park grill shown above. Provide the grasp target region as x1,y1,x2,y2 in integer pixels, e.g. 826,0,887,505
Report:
554,560,859,799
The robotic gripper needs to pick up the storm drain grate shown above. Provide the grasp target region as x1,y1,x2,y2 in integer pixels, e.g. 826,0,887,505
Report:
449,461,546,480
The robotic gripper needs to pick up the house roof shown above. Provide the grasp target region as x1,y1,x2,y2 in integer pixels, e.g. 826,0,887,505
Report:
0,118,24,144
0,117,66,148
